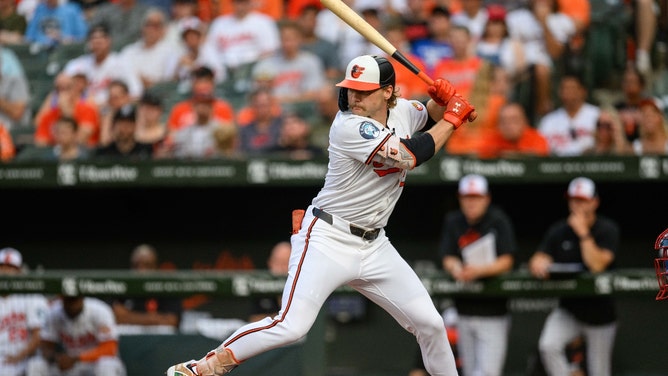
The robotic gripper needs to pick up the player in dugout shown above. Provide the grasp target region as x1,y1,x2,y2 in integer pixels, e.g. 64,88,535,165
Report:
167,54,476,376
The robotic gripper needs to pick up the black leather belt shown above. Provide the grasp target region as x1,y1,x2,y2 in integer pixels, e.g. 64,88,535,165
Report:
312,207,381,241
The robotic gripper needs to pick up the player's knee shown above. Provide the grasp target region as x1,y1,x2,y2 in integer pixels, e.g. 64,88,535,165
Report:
416,313,448,341
283,324,309,343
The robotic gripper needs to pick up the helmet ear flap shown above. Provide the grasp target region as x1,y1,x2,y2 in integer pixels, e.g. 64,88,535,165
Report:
338,87,349,112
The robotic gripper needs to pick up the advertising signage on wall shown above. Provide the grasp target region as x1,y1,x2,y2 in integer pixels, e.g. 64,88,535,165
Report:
1,156,666,188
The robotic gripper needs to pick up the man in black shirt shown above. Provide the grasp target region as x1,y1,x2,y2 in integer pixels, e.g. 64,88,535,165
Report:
529,176,619,376
94,104,153,159
439,174,517,376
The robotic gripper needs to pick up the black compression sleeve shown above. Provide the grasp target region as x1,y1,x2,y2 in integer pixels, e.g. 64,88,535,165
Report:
400,132,435,166
421,100,437,131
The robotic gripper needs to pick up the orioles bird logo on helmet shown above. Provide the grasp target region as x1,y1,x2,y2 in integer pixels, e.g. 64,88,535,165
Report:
653,228,668,300
350,65,365,78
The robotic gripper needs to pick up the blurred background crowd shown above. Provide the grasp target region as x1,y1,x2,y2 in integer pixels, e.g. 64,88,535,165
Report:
0,0,665,164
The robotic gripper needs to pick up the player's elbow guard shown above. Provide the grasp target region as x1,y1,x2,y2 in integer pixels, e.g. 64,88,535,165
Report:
376,133,435,169
400,132,435,166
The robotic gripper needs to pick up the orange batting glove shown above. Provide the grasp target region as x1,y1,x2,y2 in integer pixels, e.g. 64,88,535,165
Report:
443,94,477,129
427,78,456,107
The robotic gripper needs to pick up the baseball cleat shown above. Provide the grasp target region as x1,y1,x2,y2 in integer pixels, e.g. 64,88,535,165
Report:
166,360,200,376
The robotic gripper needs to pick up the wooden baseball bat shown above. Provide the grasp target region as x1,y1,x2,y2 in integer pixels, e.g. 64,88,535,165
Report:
320,0,434,86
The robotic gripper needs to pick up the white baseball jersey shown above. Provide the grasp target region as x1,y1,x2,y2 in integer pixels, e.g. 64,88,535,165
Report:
41,297,119,356
538,103,600,156
0,294,48,361
204,12,280,69
312,98,429,228
63,53,144,106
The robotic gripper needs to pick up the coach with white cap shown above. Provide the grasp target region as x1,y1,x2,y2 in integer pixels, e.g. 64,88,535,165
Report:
529,176,620,376
439,174,517,376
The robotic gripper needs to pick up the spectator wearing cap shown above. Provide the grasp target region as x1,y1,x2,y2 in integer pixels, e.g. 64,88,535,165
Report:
0,247,50,376
94,105,153,159
166,67,235,133
529,176,619,376
34,73,100,148
633,97,668,155
164,16,226,85
475,4,526,76
164,0,200,48
439,174,516,376
63,23,143,109
135,92,166,145
538,74,599,156
118,7,174,90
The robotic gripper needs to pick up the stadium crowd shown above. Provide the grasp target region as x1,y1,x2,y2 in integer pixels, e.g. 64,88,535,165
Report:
0,0,665,163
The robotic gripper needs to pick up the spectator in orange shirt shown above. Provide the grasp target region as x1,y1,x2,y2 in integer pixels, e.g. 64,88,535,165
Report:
384,20,429,100
433,25,483,98
479,102,550,159
34,73,100,148
166,67,235,133
0,122,15,162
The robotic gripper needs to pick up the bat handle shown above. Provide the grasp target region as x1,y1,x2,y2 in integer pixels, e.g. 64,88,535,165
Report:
391,51,434,86
416,71,433,86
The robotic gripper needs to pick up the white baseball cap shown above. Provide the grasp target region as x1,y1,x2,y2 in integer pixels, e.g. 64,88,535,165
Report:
180,16,204,36
336,55,395,91
458,174,489,196
567,177,597,200
0,247,22,268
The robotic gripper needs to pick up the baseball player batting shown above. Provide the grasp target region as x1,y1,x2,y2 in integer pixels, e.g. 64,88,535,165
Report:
167,55,475,376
